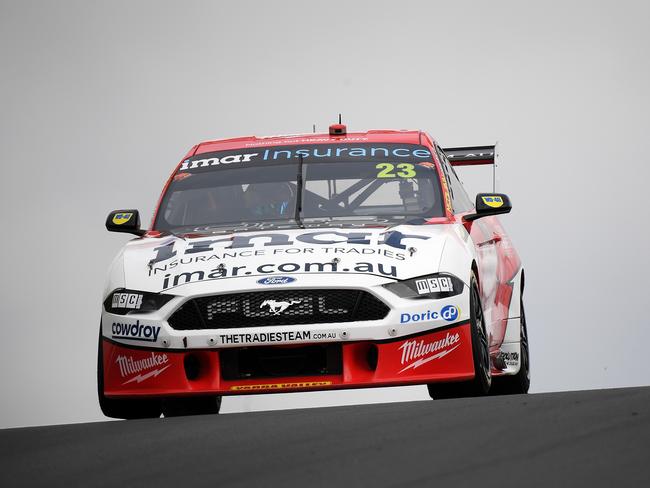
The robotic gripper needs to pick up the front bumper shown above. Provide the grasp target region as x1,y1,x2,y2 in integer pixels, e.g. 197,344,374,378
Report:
101,276,471,350
102,322,475,397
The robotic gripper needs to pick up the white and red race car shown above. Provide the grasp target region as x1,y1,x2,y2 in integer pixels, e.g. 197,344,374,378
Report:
99,124,529,418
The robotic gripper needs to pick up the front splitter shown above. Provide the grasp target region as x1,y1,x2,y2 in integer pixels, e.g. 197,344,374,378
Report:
102,322,475,397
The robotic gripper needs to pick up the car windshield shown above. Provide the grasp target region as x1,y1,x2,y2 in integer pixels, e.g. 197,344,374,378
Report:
154,143,444,232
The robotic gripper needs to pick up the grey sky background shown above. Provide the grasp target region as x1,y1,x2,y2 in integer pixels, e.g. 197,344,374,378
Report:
1,0,648,429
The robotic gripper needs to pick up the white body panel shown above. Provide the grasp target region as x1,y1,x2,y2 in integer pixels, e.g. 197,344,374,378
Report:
103,224,479,350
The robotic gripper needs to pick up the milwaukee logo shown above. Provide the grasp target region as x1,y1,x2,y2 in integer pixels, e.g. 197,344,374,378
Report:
398,332,461,374
115,352,170,385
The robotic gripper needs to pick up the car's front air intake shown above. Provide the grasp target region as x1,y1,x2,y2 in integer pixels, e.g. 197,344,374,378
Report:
168,289,389,330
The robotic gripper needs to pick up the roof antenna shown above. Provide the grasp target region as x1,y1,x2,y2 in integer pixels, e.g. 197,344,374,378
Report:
338,113,342,124
312,124,316,133
493,141,499,192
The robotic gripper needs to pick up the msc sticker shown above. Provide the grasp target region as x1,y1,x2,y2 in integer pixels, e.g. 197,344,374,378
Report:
415,277,454,295
112,213,133,225
481,196,504,208
111,292,143,310
257,276,296,285
230,381,332,391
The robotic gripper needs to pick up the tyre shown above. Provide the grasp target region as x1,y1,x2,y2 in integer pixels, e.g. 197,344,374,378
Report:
97,326,162,420
428,273,491,399
162,396,222,417
490,296,530,395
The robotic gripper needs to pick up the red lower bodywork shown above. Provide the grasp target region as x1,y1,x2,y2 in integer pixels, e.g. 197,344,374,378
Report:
103,323,475,398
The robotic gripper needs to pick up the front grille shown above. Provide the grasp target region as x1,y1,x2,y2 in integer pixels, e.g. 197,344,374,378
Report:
168,289,389,330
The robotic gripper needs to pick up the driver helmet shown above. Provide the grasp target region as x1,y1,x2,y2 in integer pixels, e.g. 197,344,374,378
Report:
244,182,294,218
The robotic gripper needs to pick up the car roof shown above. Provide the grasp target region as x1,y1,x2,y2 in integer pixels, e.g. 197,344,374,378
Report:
192,130,428,156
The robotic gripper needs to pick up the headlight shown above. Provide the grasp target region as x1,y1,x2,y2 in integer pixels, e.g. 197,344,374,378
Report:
383,273,464,299
103,289,175,315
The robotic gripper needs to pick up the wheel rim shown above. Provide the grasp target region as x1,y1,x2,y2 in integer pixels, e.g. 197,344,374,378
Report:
472,286,490,382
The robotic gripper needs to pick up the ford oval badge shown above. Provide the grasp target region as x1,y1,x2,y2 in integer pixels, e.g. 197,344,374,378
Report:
257,276,296,285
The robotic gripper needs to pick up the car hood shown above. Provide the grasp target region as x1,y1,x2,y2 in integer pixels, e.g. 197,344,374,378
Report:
119,225,467,294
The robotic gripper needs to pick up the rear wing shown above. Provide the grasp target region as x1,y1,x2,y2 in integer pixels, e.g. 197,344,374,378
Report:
442,145,496,166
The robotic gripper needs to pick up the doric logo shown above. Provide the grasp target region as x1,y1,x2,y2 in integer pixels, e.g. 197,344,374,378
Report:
260,299,301,315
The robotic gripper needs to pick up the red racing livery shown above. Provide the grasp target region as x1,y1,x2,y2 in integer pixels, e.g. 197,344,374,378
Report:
99,126,528,418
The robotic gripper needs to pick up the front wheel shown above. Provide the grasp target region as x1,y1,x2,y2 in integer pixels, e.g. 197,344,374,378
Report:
428,274,491,399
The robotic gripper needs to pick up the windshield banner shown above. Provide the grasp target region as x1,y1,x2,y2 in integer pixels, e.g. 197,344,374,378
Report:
178,143,434,173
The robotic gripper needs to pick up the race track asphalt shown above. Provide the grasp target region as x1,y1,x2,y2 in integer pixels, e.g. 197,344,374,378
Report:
1,386,648,487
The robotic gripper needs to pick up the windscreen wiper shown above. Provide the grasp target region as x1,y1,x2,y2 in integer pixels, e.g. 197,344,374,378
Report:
294,153,305,228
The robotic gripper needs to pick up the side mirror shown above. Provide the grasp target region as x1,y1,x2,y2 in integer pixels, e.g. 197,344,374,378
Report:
463,193,512,222
105,209,146,236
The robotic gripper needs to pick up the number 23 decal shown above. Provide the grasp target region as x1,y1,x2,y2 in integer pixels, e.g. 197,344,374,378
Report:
376,163,416,178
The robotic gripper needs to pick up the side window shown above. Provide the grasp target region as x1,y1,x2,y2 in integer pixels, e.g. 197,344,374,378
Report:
436,147,474,213
448,163,474,212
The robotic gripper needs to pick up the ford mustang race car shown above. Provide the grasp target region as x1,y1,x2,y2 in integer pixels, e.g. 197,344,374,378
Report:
98,124,529,419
